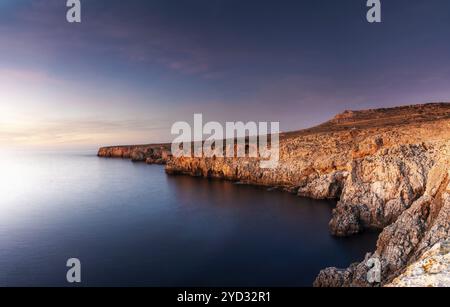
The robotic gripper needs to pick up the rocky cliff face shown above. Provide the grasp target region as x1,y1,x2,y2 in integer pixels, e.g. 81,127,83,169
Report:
386,241,450,287
314,143,450,286
98,144,171,164
98,103,450,286
164,103,450,286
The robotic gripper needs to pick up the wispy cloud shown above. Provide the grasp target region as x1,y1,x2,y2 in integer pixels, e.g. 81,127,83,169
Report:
0,118,171,147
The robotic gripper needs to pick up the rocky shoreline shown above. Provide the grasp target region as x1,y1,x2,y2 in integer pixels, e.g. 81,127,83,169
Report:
98,144,171,164
98,103,450,287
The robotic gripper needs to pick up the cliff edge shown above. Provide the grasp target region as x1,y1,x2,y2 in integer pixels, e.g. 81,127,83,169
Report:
98,144,171,164
98,102,450,286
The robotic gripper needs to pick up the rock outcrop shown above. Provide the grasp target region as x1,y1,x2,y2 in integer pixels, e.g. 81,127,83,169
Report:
386,241,450,287
98,103,450,286
98,144,171,164
314,146,450,286
165,103,450,286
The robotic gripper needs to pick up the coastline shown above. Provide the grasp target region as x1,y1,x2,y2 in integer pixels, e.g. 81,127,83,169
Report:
98,102,450,287
98,144,171,164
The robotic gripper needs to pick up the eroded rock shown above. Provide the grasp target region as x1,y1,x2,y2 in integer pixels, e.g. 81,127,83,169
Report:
98,103,450,286
386,241,450,287
98,144,171,164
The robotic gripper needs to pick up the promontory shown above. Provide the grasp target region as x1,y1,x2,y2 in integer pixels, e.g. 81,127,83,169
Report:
98,102,450,287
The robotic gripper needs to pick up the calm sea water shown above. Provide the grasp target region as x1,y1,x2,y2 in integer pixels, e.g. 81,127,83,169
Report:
0,152,378,286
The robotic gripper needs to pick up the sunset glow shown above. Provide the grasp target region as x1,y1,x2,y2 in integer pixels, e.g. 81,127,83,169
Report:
2,0,450,149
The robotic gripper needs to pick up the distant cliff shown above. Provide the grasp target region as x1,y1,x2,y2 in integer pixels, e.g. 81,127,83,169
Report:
98,144,171,164
98,102,450,287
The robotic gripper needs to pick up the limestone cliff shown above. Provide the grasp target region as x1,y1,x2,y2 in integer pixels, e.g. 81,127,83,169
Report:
165,103,450,286
98,144,171,164
98,102,450,286
314,145,450,286
386,241,450,287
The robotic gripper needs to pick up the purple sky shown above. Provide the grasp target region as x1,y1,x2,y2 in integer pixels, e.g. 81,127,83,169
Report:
1,0,450,149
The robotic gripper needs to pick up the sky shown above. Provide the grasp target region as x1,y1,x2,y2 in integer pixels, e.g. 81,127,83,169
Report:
1,0,450,150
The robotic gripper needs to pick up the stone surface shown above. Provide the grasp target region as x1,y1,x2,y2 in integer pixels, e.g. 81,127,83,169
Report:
314,144,450,287
386,241,450,287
